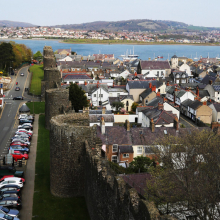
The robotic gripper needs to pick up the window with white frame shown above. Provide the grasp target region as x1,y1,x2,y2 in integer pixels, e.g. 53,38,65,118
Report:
94,94,96,97
99,94,103,97
137,147,142,154
112,144,118,152
112,155,117,163
117,93,120,97
123,153,129,158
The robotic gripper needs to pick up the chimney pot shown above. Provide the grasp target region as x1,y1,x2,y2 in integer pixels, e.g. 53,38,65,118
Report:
101,117,105,134
150,118,155,132
174,116,179,131
209,80,213,85
102,107,106,114
149,82,152,88
125,119,130,132
166,81,170,86
152,85,156,92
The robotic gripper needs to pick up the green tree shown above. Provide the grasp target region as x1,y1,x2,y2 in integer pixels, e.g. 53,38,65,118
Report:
131,102,138,112
33,51,42,60
69,83,88,112
147,129,220,220
111,101,124,111
130,156,154,173
0,42,15,70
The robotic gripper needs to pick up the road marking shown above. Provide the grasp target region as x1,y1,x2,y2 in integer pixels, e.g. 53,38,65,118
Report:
180,115,195,127
22,70,29,97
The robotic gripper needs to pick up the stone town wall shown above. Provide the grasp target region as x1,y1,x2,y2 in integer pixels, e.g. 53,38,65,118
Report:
45,88,72,129
49,112,175,220
50,113,97,197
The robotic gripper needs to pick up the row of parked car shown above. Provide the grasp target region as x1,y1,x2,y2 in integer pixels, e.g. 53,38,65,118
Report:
0,114,35,219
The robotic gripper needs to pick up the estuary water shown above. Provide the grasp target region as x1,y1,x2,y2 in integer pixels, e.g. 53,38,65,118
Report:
1,38,220,60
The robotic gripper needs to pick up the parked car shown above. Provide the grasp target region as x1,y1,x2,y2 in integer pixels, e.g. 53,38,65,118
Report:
0,206,20,218
0,188,20,193
10,139,30,147
0,178,25,184
0,213,20,220
13,134,31,141
17,125,33,131
0,199,22,210
20,73,24,76
18,114,28,120
15,87,20,91
16,129,33,135
18,119,32,125
10,142,29,148
11,137,29,143
8,146,29,154
10,152,28,161
12,97,23,100
0,180,23,189
0,186,21,191
0,194,20,200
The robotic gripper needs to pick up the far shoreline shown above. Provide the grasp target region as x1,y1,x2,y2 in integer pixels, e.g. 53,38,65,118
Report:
1,38,219,47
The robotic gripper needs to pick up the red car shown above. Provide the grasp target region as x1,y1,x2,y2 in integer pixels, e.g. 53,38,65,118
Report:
10,151,29,161
0,176,25,183
10,142,29,148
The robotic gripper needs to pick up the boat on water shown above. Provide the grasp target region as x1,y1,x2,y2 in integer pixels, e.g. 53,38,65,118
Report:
194,52,198,60
216,54,220,60
120,47,139,60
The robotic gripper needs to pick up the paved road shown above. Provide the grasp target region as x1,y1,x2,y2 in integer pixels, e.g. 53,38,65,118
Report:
179,114,197,128
0,66,31,158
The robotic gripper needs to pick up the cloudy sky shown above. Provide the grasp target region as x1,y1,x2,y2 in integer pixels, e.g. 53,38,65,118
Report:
1,0,219,27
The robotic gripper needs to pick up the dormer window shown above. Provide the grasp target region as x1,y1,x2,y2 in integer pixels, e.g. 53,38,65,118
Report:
112,144,118,152
176,74,180,78
182,74,185,78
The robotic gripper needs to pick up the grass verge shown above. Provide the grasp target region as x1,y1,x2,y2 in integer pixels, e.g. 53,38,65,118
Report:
29,65,44,95
32,115,90,220
26,102,45,114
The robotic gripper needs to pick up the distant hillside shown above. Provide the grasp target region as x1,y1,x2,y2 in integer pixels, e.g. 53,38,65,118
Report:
0,20,36,28
53,19,220,32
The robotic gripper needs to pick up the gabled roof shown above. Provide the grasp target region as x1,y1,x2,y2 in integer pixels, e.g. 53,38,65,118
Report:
181,99,194,107
188,100,203,110
79,84,108,94
119,95,134,101
201,75,217,85
176,90,186,98
127,80,162,89
140,60,171,70
139,88,154,99
118,145,134,153
146,96,164,107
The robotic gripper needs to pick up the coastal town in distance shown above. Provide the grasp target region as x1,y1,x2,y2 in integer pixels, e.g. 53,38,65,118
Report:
1,18,220,220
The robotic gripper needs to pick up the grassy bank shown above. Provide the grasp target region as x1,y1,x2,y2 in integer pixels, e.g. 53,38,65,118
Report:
29,65,44,95
26,102,45,114
32,115,90,220
62,39,220,46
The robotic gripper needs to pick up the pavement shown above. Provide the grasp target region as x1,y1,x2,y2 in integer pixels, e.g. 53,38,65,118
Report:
179,113,197,128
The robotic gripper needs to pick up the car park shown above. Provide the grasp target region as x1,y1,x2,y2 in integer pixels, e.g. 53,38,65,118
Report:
0,206,20,218
14,87,20,91
8,146,29,154
0,180,23,189
12,97,23,101
0,199,22,210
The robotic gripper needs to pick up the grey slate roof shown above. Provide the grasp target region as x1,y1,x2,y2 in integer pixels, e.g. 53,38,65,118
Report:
146,96,164,107
181,99,194,107
79,84,108,94
127,80,162,89
119,95,134,101
176,90,186,98
89,110,113,114
63,74,92,81
172,55,178,58
89,115,114,123
118,145,134,153
212,103,220,112
109,97,120,105
201,75,217,85
140,61,171,70
188,100,203,110
213,85,220,91
140,88,154,99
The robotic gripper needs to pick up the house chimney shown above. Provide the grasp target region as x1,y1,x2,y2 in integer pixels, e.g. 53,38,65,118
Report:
83,106,89,114
203,101,207,105
101,117,105,134
163,97,167,102
196,87,199,97
209,80,213,85
149,82,152,88
102,107,106,114
158,102,163,110
135,72,137,76
174,116,179,131
156,91,160,97
125,119,130,132
175,87,178,92
150,118,155,133
97,81,99,88
152,85,156,92
166,81,170,86
85,81,87,85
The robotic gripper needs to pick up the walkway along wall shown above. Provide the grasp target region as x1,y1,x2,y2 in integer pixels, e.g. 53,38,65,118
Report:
49,112,175,220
